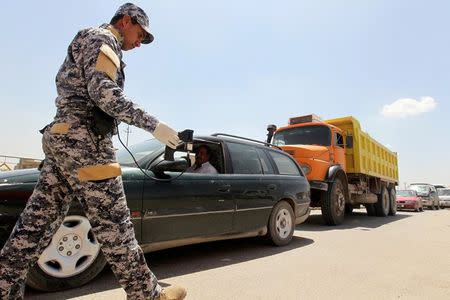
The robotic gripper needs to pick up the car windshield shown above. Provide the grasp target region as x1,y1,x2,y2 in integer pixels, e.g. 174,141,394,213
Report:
397,190,416,197
272,125,331,146
409,185,429,195
116,139,164,167
438,189,450,196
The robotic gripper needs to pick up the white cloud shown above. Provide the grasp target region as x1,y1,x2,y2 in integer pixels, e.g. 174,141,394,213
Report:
381,97,437,118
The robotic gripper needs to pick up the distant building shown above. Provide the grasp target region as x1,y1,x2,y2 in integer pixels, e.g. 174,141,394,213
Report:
0,163,13,171
14,158,41,170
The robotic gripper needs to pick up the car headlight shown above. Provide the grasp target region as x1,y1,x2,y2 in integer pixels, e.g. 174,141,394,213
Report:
300,163,311,175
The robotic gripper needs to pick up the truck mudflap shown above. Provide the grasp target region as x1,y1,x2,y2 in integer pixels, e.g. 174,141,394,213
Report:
310,181,328,191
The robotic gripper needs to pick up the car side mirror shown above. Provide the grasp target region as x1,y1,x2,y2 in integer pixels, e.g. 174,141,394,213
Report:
151,159,189,177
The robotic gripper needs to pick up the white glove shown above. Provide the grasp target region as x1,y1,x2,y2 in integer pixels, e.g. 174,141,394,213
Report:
153,121,180,149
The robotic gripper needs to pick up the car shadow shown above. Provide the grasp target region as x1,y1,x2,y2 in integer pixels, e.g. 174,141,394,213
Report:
26,235,314,299
298,209,413,232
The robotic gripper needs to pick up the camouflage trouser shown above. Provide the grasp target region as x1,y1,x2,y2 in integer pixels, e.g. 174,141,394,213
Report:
0,126,161,300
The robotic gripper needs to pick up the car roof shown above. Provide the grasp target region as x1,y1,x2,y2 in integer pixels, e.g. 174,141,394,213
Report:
195,134,285,154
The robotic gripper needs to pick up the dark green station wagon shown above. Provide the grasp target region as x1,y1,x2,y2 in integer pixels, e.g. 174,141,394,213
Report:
0,134,310,291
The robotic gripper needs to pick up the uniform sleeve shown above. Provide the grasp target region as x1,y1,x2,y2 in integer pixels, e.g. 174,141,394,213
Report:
80,33,159,133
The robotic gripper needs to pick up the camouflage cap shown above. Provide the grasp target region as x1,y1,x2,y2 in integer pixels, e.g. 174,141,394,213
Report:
113,3,154,44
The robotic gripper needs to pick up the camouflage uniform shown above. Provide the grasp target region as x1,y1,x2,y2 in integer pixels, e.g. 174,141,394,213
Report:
0,4,164,300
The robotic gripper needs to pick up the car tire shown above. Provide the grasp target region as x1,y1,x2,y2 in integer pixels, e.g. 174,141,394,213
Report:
321,178,346,226
388,188,397,216
365,204,376,216
266,201,295,246
375,186,390,217
27,215,107,292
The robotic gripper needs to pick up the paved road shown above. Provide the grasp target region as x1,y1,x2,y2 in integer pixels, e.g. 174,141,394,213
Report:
27,209,450,299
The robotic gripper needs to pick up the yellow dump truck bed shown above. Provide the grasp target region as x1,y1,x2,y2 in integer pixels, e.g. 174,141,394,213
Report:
326,116,399,184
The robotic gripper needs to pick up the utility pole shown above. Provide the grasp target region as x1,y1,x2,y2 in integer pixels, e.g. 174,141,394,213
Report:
124,125,131,146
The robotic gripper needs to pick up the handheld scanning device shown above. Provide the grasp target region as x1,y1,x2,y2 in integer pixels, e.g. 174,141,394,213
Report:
164,129,194,161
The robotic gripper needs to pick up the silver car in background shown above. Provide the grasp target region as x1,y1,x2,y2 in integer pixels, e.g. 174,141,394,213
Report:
438,188,450,208
409,183,440,210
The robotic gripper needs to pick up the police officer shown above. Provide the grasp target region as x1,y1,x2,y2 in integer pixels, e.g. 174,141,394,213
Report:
0,3,186,300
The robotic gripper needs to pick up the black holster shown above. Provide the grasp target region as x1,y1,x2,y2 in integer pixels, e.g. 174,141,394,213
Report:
89,106,115,138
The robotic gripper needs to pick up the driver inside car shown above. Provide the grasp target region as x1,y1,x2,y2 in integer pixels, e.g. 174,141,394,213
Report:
186,145,218,174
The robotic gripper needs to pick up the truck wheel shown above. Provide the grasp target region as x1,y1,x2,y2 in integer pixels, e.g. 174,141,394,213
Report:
266,201,295,246
365,204,376,216
345,204,353,214
375,186,390,217
27,215,107,291
321,178,345,226
388,188,397,216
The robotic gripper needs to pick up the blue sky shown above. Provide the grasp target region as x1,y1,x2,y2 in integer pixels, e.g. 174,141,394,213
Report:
1,0,449,186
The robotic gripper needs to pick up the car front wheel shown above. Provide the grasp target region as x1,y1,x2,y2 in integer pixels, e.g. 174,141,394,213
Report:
266,201,295,246
27,215,107,291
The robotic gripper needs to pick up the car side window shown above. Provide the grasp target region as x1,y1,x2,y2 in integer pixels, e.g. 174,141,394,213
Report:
227,142,263,174
256,148,275,174
268,151,301,176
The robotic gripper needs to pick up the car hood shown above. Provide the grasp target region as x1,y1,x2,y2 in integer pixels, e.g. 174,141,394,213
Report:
396,196,419,201
0,168,40,184
439,196,450,201
0,166,143,185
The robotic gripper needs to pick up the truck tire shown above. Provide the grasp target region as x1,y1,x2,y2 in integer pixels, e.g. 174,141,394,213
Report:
27,215,107,291
375,186,390,217
321,178,345,226
365,204,376,216
388,188,397,216
345,204,353,214
266,201,295,246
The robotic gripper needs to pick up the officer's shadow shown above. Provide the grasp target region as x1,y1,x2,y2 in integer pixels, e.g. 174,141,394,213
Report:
26,235,313,299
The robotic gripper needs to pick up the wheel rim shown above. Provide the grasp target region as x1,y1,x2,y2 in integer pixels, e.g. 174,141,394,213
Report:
275,208,293,239
335,188,345,216
37,215,100,278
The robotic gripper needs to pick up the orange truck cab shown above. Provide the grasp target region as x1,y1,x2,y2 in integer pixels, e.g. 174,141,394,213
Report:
267,114,399,226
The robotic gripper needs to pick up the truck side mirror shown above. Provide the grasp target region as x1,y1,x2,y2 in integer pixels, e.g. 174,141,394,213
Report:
346,136,353,148
266,124,277,143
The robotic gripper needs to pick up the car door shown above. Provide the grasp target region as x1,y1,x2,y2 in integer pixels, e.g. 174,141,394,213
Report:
266,149,310,217
224,142,276,233
140,152,234,244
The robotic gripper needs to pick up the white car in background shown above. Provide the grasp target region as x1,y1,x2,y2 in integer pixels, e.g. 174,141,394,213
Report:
437,188,450,208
